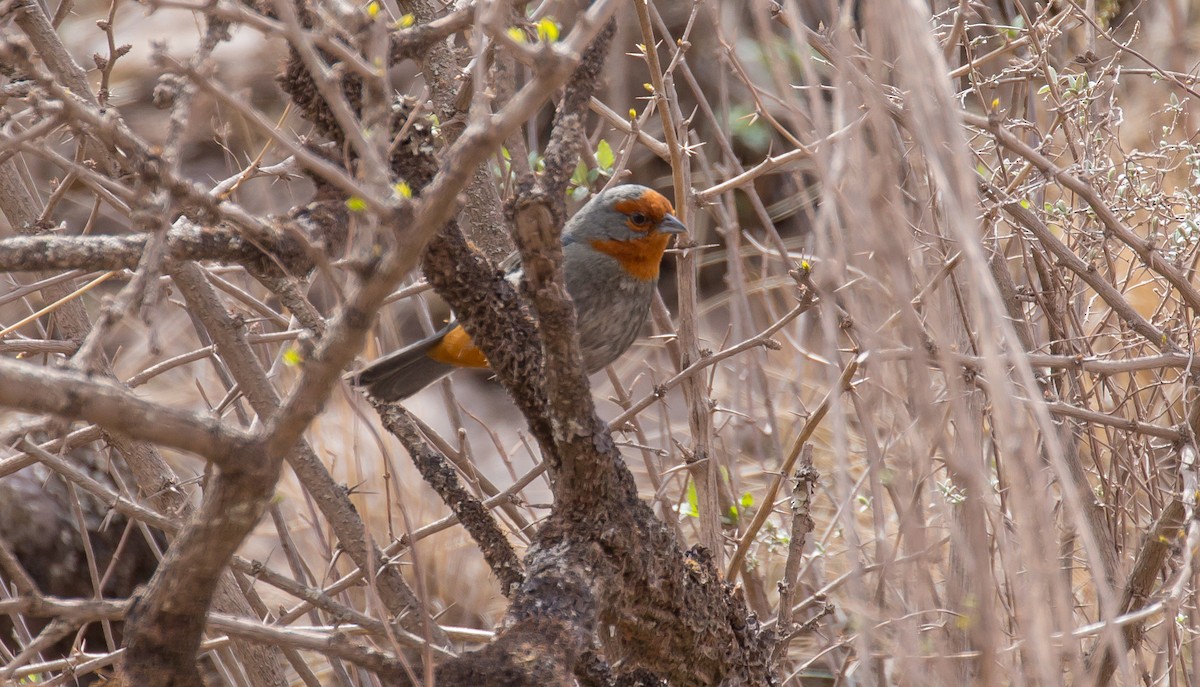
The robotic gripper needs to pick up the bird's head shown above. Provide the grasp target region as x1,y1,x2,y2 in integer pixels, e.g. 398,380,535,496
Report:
566,184,687,280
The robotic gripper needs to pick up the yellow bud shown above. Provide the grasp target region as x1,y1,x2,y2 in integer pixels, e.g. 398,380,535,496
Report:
283,346,303,366
536,17,559,42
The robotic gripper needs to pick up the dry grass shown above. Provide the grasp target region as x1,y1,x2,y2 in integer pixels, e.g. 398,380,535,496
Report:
4,0,1200,684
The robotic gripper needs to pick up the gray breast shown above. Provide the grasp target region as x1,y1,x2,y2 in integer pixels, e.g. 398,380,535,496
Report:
562,243,658,373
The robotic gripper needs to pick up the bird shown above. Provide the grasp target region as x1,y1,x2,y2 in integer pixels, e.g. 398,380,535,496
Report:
353,184,687,401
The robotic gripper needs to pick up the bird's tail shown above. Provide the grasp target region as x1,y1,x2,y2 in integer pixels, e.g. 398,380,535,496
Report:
351,328,457,401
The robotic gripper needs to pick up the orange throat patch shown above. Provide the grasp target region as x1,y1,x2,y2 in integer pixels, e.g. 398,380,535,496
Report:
427,325,489,368
588,234,671,280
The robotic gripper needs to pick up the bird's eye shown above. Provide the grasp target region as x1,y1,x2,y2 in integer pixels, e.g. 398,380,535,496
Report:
630,212,649,225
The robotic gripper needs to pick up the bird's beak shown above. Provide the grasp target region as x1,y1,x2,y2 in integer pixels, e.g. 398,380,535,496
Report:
659,214,688,235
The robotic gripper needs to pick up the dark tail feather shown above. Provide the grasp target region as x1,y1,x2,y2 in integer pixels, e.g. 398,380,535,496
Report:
351,330,456,401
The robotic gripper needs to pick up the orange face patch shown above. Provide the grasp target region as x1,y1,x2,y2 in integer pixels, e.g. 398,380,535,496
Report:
427,325,489,368
589,233,672,280
614,190,676,233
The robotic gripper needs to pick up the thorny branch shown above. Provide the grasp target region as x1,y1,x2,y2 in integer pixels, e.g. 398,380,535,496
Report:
4,0,1200,685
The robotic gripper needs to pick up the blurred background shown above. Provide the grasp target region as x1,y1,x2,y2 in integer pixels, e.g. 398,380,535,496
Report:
4,0,1200,684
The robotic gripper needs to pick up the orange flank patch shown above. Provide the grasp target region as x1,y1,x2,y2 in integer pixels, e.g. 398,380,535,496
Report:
427,325,489,368
589,233,672,280
615,190,675,231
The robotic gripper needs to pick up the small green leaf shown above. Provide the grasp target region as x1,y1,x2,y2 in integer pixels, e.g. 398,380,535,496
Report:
346,196,367,212
683,480,699,518
740,492,754,509
595,139,615,169
1019,199,1031,209
726,505,740,524
571,160,589,188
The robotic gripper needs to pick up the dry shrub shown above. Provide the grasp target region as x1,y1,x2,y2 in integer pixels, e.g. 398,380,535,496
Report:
2,0,1200,684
